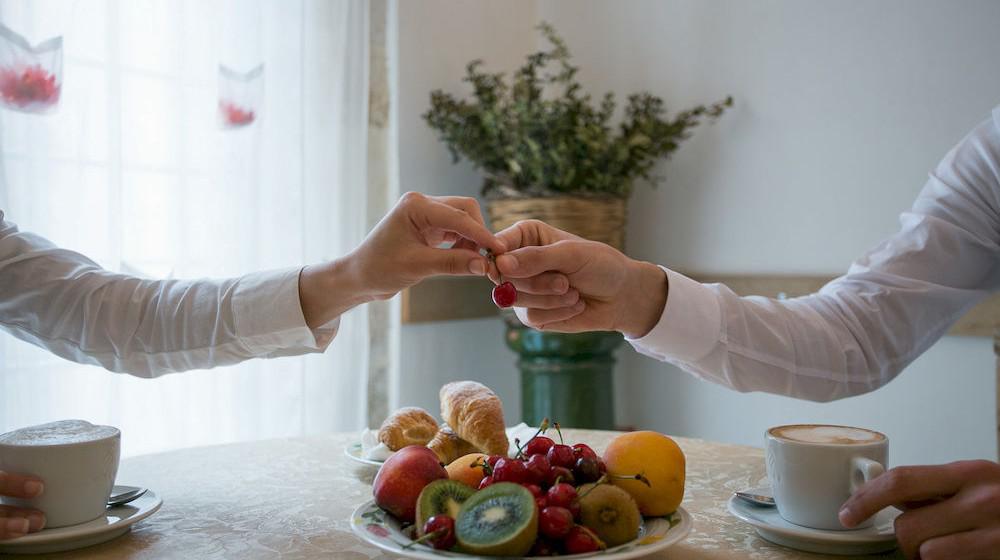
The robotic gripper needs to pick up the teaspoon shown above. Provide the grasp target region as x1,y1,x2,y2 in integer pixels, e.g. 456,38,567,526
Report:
107,485,147,507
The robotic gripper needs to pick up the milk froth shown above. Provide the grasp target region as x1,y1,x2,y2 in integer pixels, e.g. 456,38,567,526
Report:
0,420,119,446
770,424,884,445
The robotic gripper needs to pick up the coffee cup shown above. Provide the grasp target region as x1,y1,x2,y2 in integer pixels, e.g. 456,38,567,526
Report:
765,423,887,531
0,420,121,528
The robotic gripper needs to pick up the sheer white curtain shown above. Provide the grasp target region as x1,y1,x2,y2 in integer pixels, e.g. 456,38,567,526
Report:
0,0,374,456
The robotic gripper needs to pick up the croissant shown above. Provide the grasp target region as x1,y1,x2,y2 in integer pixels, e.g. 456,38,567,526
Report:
426,425,480,464
378,407,439,451
439,381,509,457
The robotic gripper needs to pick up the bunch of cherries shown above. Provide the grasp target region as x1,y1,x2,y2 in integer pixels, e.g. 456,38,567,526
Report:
451,421,611,554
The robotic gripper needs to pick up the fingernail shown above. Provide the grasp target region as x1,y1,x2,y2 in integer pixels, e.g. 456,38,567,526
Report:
838,507,853,527
5,518,29,535
23,480,43,497
469,259,486,275
552,277,568,293
27,512,45,532
497,254,518,271
573,300,585,311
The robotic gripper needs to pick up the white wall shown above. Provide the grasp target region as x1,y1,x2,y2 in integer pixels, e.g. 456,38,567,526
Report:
396,0,1000,466
395,0,539,420
538,0,1000,465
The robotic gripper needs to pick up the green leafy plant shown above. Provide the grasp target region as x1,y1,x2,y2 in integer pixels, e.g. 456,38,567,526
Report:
423,22,732,199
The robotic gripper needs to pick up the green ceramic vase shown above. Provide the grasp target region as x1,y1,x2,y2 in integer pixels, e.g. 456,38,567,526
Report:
503,314,623,430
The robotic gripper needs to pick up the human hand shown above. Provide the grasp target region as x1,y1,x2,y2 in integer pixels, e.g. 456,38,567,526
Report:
839,460,1000,559
0,470,45,540
492,219,667,337
299,192,505,328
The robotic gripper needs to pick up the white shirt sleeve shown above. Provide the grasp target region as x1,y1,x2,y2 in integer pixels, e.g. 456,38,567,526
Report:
628,108,1000,402
0,216,339,377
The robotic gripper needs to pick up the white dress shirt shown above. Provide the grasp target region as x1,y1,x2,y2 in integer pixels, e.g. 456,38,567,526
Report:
629,107,1000,402
0,215,338,377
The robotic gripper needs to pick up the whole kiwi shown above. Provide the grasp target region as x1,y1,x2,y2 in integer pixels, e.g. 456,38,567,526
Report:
577,482,642,547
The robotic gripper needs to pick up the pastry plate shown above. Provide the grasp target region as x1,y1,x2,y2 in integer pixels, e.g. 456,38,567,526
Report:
727,487,898,555
0,490,162,555
351,498,692,559
345,442,385,467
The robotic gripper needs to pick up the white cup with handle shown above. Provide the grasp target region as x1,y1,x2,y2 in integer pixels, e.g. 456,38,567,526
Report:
765,423,887,531
0,420,121,529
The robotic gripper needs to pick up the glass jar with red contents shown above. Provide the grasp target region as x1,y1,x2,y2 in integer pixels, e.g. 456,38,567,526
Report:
218,64,263,129
0,22,62,114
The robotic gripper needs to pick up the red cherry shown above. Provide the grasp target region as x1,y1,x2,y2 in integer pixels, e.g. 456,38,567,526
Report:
547,444,576,469
492,281,517,308
525,453,550,485
546,466,575,487
564,525,605,554
538,506,574,539
597,458,607,474
573,456,602,483
525,436,555,457
421,515,456,550
546,482,577,509
535,496,548,510
571,443,598,461
523,483,544,499
478,476,494,490
492,457,528,484
568,500,581,520
486,455,504,468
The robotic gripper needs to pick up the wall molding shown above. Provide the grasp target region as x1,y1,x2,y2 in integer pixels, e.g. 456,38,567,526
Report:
403,273,1000,338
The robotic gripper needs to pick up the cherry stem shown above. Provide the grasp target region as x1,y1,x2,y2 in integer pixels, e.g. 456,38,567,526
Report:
514,418,551,459
402,528,448,550
553,421,564,445
471,458,494,476
607,471,652,488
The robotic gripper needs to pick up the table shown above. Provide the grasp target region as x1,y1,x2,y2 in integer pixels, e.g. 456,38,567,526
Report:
41,430,902,559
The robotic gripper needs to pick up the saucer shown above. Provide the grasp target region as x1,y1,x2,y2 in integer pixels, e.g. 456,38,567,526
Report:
727,486,898,555
344,442,385,467
0,490,162,554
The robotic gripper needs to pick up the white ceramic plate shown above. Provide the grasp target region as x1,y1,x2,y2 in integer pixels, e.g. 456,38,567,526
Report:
350,498,692,559
345,442,385,467
727,487,898,556
0,490,162,555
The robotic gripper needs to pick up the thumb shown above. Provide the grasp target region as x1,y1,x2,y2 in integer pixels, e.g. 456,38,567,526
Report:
414,247,490,277
496,240,587,279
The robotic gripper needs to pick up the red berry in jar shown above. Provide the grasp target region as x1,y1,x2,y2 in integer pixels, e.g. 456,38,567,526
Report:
421,515,456,550
547,444,576,469
492,281,517,308
538,506,574,539
525,435,555,457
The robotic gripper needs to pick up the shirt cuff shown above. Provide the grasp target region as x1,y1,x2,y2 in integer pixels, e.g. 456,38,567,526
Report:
232,267,339,355
626,267,722,363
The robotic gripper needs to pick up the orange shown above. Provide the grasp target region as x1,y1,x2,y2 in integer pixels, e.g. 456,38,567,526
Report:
603,431,685,516
445,453,488,487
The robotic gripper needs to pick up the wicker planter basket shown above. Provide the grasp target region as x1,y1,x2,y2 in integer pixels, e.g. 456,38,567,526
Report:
486,196,627,251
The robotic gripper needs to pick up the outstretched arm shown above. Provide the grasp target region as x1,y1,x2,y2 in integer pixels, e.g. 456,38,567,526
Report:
0,192,503,377
497,110,1000,402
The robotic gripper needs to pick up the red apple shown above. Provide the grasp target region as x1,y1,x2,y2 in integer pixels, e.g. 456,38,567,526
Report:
372,445,447,522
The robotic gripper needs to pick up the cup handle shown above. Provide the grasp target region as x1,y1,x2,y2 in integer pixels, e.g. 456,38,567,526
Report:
851,457,885,492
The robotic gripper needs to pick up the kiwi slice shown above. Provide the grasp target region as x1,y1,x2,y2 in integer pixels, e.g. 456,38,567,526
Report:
416,479,475,535
455,482,538,556
577,482,642,547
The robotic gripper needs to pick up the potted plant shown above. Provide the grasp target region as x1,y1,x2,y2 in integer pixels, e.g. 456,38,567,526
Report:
423,23,732,429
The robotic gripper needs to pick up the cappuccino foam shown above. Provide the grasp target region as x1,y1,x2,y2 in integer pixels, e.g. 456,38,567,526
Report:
0,420,119,447
771,424,884,445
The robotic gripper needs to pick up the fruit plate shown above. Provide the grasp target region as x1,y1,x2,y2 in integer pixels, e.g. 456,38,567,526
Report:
350,499,692,559
345,442,384,467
